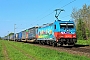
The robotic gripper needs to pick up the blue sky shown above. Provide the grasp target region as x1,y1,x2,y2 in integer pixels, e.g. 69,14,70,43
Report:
0,0,90,37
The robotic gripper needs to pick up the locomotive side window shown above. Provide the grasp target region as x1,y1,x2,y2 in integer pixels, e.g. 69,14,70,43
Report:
54,25,56,29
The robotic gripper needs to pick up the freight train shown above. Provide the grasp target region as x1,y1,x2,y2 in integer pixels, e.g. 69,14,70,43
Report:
3,20,77,46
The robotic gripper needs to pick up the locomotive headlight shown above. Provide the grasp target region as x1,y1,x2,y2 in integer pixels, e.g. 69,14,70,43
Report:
61,35,64,37
67,30,69,31
73,36,76,37
73,35,76,38
61,32,65,34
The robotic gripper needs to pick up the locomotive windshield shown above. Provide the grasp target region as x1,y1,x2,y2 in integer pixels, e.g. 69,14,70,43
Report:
68,24,74,28
60,23,74,29
60,24,66,28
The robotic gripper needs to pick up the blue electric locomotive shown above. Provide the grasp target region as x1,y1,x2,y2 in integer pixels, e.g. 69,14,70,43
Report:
36,20,77,46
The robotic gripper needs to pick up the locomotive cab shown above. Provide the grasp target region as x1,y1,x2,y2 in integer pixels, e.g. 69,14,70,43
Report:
54,20,77,45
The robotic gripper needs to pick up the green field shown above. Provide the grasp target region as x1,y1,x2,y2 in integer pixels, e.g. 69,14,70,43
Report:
0,40,90,60
76,40,90,45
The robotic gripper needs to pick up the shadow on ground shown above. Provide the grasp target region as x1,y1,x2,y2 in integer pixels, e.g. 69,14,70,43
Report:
62,44,89,48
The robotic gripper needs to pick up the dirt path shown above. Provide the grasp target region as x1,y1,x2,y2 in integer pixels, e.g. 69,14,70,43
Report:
8,42,39,60
2,42,11,60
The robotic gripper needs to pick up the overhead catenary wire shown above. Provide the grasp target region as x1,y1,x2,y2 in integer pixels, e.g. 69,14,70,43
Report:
61,0,76,8
35,0,63,19
56,0,76,20
61,0,90,20
31,0,77,26
4,0,90,37
30,11,54,27
30,0,63,26
5,0,77,36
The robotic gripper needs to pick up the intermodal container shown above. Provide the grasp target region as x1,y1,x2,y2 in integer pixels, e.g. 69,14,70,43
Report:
10,34,14,40
15,33,19,40
18,32,22,40
22,30,26,39
28,27,38,39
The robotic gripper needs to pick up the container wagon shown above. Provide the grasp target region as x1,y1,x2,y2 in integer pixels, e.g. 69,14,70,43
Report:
15,33,19,41
18,32,22,41
26,27,38,42
9,34,14,41
21,30,26,42
4,36,8,40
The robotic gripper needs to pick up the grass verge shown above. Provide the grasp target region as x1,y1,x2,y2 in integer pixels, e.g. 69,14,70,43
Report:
0,40,4,60
7,40,90,60
1,40,90,60
77,40,90,45
1,40,34,60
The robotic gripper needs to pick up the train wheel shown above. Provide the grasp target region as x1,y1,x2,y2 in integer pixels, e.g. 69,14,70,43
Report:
42,42,45,45
39,41,41,44
52,42,56,47
57,43,61,47
60,43,63,46
49,41,52,46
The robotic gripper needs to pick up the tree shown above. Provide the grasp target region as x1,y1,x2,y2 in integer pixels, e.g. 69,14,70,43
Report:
0,36,2,40
71,4,90,40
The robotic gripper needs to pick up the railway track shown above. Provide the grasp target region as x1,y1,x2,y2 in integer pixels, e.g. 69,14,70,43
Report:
29,43,90,58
